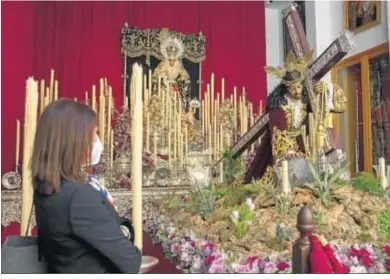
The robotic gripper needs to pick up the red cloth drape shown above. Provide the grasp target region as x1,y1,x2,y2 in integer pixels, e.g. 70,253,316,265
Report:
1,1,266,175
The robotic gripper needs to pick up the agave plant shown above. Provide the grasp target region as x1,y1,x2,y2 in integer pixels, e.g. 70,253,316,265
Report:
275,193,293,215
222,149,243,184
180,182,217,219
306,159,349,207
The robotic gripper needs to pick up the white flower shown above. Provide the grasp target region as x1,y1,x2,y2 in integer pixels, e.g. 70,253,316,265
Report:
246,198,255,211
350,265,368,273
230,211,239,223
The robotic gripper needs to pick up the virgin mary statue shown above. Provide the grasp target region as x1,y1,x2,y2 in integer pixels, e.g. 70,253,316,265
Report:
152,36,191,109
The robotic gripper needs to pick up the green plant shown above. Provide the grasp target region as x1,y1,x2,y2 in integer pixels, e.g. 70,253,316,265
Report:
223,184,259,206
181,183,217,219
275,193,293,215
352,172,385,197
378,210,390,238
306,159,349,207
223,149,243,184
266,220,293,251
230,202,256,237
313,208,327,226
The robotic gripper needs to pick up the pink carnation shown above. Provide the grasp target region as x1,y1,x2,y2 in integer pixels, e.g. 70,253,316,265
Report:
362,254,374,267
384,245,390,257
277,261,290,271
233,264,252,273
208,263,225,273
170,243,180,254
204,255,215,266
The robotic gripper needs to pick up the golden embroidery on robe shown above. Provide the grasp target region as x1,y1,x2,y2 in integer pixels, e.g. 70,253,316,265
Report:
259,166,275,186
281,102,307,131
271,127,305,160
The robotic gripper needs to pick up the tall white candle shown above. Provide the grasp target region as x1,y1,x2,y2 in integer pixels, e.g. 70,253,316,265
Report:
168,131,172,168
221,78,225,103
16,119,20,168
282,160,289,194
21,78,39,236
379,157,387,189
154,131,157,166
131,64,143,251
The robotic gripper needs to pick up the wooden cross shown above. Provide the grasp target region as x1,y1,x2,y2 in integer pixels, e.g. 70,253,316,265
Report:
214,4,355,166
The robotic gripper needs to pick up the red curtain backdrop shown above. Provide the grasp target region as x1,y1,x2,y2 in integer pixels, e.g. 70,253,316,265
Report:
1,1,266,175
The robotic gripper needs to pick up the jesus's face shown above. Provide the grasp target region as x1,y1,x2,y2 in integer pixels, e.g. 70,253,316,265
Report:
287,83,303,100
169,59,176,67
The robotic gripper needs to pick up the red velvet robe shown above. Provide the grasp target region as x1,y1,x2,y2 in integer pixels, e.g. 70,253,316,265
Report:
244,107,307,183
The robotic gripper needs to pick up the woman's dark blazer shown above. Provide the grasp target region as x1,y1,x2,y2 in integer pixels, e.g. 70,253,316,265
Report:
34,180,142,273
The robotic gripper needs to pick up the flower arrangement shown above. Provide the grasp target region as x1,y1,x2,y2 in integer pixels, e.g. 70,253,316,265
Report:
142,202,390,274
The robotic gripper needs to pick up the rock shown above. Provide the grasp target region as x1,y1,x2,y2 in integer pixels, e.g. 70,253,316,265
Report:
177,212,193,224
255,194,275,208
345,202,365,224
326,204,345,225
360,196,388,213
351,191,364,204
293,190,314,205
293,187,313,195
207,233,220,244
360,214,378,230
333,185,354,201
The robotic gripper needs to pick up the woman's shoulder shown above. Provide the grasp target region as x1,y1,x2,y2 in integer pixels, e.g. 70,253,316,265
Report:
61,180,100,201
61,181,101,206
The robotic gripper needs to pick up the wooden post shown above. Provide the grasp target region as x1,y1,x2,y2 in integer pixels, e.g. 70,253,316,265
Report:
292,206,315,274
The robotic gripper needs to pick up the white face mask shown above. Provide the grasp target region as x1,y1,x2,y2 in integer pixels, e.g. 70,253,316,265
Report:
91,137,103,165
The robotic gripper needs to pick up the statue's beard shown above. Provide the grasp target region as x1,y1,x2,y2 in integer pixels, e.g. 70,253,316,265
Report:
288,92,302,100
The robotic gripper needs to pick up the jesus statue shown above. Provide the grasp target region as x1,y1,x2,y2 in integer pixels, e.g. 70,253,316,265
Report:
245,51,347,187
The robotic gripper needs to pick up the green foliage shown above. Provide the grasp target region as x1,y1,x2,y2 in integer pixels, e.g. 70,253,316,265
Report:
352,172,385,197
313,208,327,226
275,193,293,215
266,220,293,251
222,149,243,184
223,184,259,206
231,204,257,238
306,159,349,207
181,183,217,219
378,210,390,238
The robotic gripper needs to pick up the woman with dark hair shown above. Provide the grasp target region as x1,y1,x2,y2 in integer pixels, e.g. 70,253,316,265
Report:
31,99,141,273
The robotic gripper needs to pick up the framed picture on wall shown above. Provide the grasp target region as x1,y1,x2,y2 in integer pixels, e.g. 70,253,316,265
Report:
344,1,382,34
